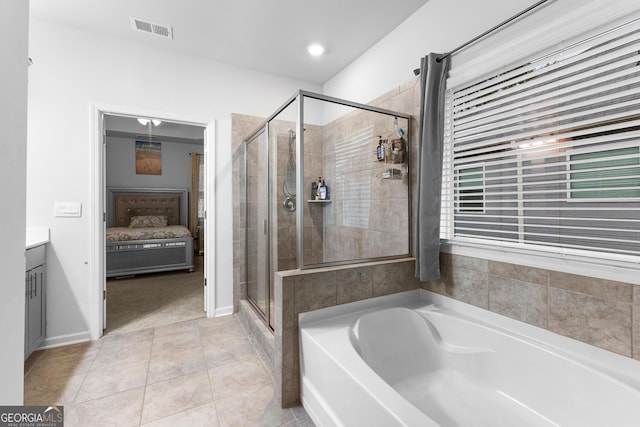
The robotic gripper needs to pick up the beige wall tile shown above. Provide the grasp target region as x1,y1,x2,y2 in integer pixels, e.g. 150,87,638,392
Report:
294,271,337,313
548,287,632,357
446,267,489,309
489,261,548,285
280,327,300,407
275,274,295,330
370,199,409,235
336,266,374,304
421,277,447,296
549,271,632,303
372,261,418,297
451,254,489,273
489,276,548,328
366,231,409,259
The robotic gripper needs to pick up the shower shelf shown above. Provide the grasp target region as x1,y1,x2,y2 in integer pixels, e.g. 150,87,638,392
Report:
307,200,331,203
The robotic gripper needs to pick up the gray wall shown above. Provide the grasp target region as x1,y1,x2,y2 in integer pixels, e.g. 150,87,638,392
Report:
106,136,203,190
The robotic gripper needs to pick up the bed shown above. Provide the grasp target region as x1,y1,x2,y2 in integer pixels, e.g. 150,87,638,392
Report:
106,188,194,278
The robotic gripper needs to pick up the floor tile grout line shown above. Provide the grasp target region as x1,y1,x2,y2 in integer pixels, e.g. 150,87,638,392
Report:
139,319,216,425
205,365,222,426
64,342,103,407
201,322,223,427
137,326,155,427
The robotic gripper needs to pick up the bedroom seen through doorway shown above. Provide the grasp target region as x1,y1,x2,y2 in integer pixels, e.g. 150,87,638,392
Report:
103,114,207,334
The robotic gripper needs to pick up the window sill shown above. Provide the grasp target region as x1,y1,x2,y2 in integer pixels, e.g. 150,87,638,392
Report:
440,239,640,286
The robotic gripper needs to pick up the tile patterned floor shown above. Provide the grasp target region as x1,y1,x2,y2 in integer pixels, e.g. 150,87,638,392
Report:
24,315,315,427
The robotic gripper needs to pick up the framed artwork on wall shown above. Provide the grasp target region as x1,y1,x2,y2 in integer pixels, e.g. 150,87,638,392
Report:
135,140,162,175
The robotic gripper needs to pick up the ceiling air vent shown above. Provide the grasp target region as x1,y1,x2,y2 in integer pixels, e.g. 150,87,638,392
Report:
130,17,173,39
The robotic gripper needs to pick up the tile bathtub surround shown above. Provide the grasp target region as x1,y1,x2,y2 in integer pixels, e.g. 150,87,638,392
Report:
422,252,638,360
273,258,420,407
24,315,314,427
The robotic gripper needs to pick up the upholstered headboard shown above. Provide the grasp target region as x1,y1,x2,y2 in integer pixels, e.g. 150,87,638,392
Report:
106,188,189,228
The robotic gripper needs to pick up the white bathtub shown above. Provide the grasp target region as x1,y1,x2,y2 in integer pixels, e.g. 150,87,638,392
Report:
299,290,640,427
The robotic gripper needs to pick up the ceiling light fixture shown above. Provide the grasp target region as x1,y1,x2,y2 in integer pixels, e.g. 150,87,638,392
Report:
307,43,325,57
137,118,162,126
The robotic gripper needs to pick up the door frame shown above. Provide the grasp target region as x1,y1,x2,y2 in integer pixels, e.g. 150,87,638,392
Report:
89,103,215,340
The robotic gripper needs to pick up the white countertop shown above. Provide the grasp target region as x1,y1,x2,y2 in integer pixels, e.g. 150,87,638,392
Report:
26,227,50,249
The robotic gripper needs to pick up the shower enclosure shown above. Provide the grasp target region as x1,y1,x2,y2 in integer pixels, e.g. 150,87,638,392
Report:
244,91,411,327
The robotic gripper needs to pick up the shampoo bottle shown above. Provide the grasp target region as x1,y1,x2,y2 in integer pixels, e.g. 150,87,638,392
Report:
319,180,327,200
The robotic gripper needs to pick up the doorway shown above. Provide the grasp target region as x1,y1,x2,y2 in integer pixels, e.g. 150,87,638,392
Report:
103,114,206,334
90,104,215,339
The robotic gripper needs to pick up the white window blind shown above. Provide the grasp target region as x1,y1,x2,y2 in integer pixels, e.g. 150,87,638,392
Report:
441,17,640,258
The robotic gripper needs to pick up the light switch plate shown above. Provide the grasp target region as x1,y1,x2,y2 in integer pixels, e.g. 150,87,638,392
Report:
54,202,82,218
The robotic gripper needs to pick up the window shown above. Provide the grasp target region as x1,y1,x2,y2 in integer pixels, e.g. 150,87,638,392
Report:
441,17,640,258
569,146,640,200
455,166,484,212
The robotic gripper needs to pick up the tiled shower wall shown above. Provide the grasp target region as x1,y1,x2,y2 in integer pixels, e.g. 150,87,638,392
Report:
300,124,325,266
320,108,410,262
232,114,326,311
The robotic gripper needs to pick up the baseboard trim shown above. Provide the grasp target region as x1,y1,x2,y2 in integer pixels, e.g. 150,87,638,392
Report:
215,305,234,317
39,331,92,350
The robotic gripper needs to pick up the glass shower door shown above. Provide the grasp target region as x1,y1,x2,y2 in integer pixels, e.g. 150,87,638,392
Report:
245,128,269,321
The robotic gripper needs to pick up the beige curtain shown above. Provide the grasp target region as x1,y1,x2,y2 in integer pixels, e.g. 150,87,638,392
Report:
190,152,200,238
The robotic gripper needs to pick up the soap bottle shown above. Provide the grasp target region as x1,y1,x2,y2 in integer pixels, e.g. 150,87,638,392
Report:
311,181,317,201
319,180,327,200
377,136,384,161
323,180,329,200
317,177,322,200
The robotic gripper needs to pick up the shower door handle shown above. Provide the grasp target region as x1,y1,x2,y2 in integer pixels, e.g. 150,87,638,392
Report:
264,219,267,235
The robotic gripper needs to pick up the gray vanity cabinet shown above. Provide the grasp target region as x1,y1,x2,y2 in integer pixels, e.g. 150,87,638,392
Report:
25,245,46,359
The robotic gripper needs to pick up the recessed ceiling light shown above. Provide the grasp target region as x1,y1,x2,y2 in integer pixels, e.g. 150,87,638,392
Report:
307,43,325,57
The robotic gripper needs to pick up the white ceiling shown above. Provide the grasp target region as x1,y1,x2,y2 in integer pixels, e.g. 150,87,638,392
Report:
29,0,430,85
